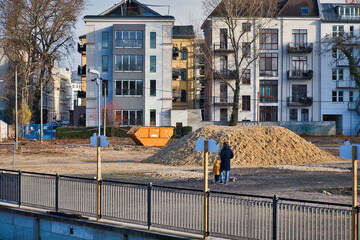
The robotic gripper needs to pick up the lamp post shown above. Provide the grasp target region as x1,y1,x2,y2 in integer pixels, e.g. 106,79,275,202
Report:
88,68,101,221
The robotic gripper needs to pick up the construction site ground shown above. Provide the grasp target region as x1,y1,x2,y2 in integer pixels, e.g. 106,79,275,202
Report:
0,135,359,204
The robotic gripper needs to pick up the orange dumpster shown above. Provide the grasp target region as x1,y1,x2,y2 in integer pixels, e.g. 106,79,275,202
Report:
127,126,174,146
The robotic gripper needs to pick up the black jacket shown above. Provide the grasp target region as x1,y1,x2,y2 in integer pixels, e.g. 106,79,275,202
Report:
220,144,234,171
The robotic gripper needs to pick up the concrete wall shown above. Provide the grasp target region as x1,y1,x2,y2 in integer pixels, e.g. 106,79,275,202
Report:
0,120,7,141
0,205,193,240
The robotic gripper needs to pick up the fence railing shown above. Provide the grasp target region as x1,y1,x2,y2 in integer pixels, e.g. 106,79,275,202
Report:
0,169,353,239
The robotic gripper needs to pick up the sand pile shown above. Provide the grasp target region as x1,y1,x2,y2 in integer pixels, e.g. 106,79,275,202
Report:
142,126,340,166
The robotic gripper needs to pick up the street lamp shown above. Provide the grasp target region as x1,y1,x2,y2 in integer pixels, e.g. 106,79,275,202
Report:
88,68,102,221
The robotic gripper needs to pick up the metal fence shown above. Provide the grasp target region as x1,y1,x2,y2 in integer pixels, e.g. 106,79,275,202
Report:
0,169,353,239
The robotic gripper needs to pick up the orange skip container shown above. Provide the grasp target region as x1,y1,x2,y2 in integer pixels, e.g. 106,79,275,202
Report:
127,126,174,146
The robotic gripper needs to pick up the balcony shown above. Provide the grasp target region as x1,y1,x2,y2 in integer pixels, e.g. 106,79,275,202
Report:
213,96,234,106
287,43,313,53
77,43,86,53
77,65,86,76
287,70,313,80
213,42,235,54
287,97,313,107
172,68,181,80
214,70,237,80
336,80,359,89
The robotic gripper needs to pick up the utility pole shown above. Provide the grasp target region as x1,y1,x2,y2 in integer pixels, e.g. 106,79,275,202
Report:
15,65,18,150
40,78,43,142
203,140,209,239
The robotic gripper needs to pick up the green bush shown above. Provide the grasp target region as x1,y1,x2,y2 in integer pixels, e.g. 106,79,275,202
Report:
56,126,132,139
181,126,193,136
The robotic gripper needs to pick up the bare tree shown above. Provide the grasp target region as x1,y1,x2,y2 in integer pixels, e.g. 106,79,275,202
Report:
0,0,86,123
202,0,278,125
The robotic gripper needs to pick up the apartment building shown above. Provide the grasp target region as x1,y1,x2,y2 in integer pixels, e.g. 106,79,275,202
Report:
319,2,360,135
172,26,195,110
84,0,174,127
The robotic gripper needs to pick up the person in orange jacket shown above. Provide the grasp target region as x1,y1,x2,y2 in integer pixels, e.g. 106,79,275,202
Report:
213,160,220,183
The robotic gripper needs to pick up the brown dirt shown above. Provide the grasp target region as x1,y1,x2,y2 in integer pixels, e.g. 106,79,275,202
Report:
143,125,340,166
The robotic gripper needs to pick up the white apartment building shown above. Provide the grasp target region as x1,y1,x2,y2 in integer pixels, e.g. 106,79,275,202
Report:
201,0,360,135
319,2,360,135
202,0,322,123
83,0,174,127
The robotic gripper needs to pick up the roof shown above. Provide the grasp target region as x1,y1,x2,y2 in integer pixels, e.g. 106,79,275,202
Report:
84,0,173,19
277,0,319,17
173,26,195,38
319,3,360,22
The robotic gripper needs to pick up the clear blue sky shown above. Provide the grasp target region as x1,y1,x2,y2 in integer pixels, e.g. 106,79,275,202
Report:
64,0,205,71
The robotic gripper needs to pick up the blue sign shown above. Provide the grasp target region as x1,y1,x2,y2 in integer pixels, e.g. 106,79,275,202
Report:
339,141,360,159
195,137,220,153
90,133,109,147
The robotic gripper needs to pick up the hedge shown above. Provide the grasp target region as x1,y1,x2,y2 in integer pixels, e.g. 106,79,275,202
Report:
56,126,132,139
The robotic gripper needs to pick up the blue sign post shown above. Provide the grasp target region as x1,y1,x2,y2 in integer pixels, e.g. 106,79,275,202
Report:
195,137,220,239
339,141,358,239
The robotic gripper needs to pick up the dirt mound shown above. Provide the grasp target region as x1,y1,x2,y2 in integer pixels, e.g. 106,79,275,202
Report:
142,126,340,166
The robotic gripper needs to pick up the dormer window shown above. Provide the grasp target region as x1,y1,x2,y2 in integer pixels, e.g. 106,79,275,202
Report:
338,6,360,19
301,8,309,16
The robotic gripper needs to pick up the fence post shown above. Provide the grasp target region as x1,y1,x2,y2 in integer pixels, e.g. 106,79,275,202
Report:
147,182,152,229
273,195,278,240
55,174,59,212
18,170,21,207
207,190,210,237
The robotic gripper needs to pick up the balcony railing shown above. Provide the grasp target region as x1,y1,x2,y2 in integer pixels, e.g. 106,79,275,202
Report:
287,43,313,53
214,70,237,80
213,96,234,106
77,65,86,76
213,42,235,53
77,43,86,53
336,80,359,89
287,97,313,107
287,70,313,80
172,68,181,79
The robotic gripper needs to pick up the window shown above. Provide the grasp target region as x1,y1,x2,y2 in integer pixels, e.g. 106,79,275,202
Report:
102,80,108,96
220,29,228,49
292,85,307,102
115,31,143,48
242,42,251,58
220,82,227,102
291,56,307,76
115,80,143,96
350,26,354,36
260,106,278,121
220,56,228,74
150,80,156,96
150,32,156,48
242,96,250,111
332,48,344,59
181,48,187,60
332,69,344,80
220,108,227,122
102,55,109,73
102,32,109,48
260,80,278,103
260,29,278,50
242,69,250,84
292,29,307,48
259,53,278,77
290,109,297,121
242,22,251,32
332,26,344,38
181,69,186,80
181,90,187,102
350,91,354,102
301,7,309,15
115,110,143,126
150,56,156,72
332,91,343,102
301,109,309,121
115,55,143,72
150,109,156,126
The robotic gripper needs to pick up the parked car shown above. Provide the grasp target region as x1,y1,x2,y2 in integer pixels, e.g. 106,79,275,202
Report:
59,121,70,127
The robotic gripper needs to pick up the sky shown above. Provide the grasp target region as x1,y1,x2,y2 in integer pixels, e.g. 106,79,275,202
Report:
64,0,205,71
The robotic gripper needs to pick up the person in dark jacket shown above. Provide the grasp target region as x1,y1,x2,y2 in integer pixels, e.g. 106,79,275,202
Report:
219,142,234,184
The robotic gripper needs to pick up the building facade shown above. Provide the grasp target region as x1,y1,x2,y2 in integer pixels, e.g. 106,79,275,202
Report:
84,0,174,127
172,26,195,110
